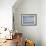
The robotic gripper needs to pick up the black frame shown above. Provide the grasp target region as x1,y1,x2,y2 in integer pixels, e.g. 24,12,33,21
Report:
21,14,37,26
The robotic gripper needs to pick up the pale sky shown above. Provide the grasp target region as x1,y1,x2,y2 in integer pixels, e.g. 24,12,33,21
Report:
0,0,16,30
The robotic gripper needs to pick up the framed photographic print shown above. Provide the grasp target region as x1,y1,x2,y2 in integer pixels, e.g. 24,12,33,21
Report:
21,14,37,26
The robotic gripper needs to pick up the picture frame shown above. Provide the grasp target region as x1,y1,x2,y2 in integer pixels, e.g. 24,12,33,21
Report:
21,14,37,26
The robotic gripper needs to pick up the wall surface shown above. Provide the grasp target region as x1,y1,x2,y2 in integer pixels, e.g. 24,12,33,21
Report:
13,0,41,46
41,0,46,46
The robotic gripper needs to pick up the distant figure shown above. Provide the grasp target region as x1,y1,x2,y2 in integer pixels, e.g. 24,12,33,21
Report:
15,34,22,46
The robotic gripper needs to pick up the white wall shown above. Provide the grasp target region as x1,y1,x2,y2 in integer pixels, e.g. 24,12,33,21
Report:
12,0,46,46
13,0,41,46
41,0,46,46
0,0,16,29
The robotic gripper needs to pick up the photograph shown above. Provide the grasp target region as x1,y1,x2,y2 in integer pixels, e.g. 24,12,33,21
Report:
21,14,37,26
0,0,46,46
